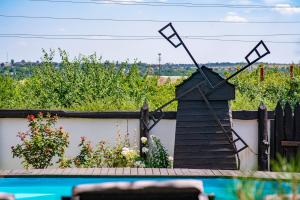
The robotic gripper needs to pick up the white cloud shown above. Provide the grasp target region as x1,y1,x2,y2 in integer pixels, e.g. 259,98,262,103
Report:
110,0,143,1
222,12,248,22
274,4,300,14
118,0,143,2
263,0,290,4
230,0,252,5
103,0,143,4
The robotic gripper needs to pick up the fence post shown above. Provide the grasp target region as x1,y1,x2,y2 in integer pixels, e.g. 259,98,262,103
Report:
258,103,269,171
259,64,264,82
290,64,294,80
295,103,300,140
140,101,149,158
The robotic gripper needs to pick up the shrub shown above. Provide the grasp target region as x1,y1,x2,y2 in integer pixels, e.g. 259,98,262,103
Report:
271,153,300,198
144,135,171,168
11,113,69,169
232,177,264,200
72,133,142,168
69,134,171,168
73,136,95,168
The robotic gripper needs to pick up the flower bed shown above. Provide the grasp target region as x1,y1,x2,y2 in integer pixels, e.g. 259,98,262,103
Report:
11,113,172,169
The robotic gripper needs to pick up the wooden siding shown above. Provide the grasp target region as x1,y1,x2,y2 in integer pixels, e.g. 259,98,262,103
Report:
173,100,236,169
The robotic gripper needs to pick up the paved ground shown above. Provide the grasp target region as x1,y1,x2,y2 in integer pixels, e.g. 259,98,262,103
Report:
0,168,299,180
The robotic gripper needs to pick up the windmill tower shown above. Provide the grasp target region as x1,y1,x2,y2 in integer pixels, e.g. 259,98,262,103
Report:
174,67,236,169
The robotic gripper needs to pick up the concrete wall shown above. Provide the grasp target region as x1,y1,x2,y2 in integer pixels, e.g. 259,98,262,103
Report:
0,117,265,170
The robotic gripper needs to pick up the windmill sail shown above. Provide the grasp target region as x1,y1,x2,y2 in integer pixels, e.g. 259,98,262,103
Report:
245,40,270,65
158,23,183,48
159,23,214,88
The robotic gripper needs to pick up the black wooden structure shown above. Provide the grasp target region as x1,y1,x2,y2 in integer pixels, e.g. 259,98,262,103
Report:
174,67,237,169
140,22,270,170
258,103,269,171
270,102,300,162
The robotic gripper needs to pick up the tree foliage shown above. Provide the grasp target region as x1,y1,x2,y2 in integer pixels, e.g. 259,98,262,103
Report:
0,50,299,111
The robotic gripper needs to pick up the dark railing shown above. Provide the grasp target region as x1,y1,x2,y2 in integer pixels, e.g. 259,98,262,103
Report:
270,102,300,164
0,109,274,120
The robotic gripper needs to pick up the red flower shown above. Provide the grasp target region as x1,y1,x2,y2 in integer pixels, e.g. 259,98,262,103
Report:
27,115,35,121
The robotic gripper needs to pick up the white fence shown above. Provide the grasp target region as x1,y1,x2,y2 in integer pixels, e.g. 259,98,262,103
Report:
0,111,270,171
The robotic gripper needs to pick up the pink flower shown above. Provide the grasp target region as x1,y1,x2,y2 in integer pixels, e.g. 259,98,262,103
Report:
80,136,86,142
17,132,27,141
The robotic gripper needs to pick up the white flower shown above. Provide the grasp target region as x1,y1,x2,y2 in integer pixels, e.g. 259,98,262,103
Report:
121,147,129,156
122,147,129,152
168,156,173,162
141,137,147,144
135,161,145,168
142,147,149,153
135,161,142,166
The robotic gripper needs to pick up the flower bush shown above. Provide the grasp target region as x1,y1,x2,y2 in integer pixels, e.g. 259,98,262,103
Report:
73,136,95,168
64,134,171,168
144,135,171,168
71,133,142,168
11,112,69,169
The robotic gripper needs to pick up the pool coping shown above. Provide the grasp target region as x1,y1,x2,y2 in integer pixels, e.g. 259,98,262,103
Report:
0,168,299,181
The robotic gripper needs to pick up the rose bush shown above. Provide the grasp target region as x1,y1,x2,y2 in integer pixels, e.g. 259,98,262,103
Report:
11,112,69,169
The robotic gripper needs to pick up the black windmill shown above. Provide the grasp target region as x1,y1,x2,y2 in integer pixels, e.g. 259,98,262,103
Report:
146,23,270,170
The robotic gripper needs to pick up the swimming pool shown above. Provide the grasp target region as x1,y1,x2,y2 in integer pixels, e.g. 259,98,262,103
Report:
0,177,292,200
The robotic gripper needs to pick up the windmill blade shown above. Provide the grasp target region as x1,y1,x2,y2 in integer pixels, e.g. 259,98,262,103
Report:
159,22,214,88
224,40,270,82
206,40,270,96
158,23,183,48
159,23,199,68
245,40,270,65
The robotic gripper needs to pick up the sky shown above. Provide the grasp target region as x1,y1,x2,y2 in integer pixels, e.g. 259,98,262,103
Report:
0,0,300,64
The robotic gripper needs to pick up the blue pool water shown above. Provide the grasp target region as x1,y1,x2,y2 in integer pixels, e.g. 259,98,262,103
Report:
0,177,292,200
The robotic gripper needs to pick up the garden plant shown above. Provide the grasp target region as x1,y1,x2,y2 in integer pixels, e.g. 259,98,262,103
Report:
11,112,70,169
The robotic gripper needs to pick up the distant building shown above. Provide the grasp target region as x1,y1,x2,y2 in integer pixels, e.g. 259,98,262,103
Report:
157,76,187,85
